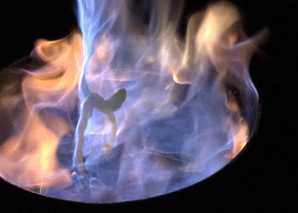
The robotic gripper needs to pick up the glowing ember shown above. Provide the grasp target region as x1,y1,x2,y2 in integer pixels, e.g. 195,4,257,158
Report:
0,0,263,203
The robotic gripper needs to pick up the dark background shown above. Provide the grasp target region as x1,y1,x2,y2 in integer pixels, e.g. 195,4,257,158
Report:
0,0,297,212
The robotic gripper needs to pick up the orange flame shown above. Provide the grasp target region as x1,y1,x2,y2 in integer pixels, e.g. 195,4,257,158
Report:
0,31,83,190
226,91,249,158
231,120,249,158
0,113,70,190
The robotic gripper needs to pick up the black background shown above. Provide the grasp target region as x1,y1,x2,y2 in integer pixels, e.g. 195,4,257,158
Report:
0,0,297,212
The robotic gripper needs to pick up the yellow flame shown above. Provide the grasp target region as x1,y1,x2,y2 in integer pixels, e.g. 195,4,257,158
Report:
171,2,241,84
196,2,239,53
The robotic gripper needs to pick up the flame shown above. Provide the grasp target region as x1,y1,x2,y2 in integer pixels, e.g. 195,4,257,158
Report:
0,113,70,190
196,2,240,53
225,90,249,158
0,31,82,190
0,1,262,203
231,120,249,158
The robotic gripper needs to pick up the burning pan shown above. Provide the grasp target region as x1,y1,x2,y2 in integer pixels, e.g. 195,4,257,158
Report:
0,0,264,205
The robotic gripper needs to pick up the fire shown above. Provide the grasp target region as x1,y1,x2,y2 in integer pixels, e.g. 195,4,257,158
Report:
226,90,250,158
196,2,240,52
0,32,82,190
231,120,249,158
0,113,70,190
0,0,262,203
